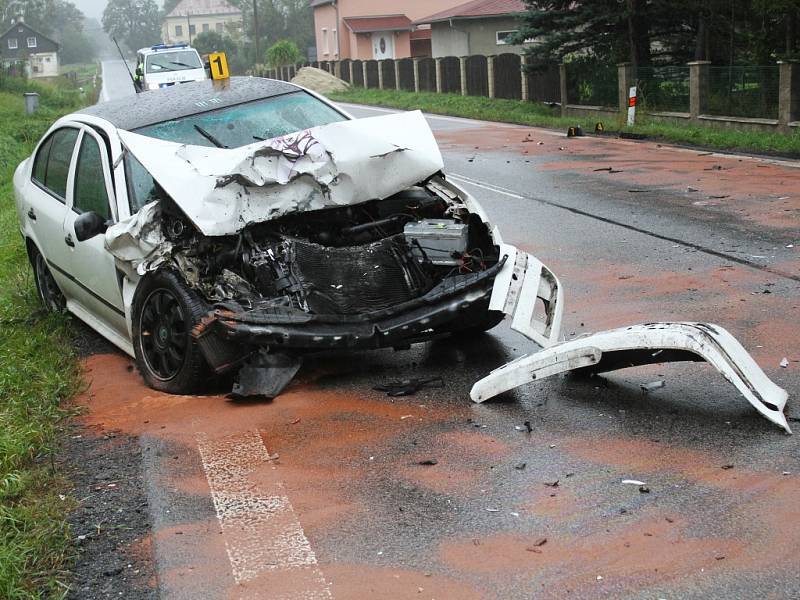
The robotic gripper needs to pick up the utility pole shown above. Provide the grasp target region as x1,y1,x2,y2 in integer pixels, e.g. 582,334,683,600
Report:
253,0,260,63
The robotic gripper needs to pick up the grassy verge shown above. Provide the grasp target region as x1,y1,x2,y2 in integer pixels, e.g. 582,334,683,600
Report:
0,78,89,598
328,88,800,157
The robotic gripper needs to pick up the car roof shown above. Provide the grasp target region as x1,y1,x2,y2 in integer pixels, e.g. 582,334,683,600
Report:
138,44,199,56
76,76,302,131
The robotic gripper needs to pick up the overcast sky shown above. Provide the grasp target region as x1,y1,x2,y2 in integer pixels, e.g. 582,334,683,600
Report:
75,0,164,21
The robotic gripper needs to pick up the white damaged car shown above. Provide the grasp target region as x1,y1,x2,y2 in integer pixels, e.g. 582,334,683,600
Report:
13,77,790,431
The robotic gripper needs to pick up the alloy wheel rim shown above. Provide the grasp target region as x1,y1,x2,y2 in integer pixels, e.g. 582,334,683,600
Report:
139,289,188,381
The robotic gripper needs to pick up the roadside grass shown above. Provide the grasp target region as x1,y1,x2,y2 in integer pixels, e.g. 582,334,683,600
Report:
328,88,800,157
0,81,86,598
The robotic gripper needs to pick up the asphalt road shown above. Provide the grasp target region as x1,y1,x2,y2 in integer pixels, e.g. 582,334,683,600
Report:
72,75,800,599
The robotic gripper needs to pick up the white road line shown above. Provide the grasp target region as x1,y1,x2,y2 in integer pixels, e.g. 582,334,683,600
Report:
196,430,332,599
448,173,525,199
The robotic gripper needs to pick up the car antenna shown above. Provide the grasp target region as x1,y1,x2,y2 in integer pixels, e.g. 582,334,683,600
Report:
112,37,137,86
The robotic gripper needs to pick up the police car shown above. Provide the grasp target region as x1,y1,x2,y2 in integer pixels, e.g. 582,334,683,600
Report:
133,43,207,92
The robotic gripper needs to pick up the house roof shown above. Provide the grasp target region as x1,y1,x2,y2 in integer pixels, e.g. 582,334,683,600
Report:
414,0,526,25
342,15,412,33
0,21,59,54
166,0,241,18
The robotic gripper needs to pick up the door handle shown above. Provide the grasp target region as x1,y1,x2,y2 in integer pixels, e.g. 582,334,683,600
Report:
27,207,36,221
64,234,75,247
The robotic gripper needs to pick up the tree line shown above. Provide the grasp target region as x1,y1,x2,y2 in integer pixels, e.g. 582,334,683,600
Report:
101,0,313,72
516,0,800,70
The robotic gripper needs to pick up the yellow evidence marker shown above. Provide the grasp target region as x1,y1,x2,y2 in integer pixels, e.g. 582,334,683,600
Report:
209,52,229,80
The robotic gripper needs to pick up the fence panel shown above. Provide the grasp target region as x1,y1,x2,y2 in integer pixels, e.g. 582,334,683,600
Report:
380,59,396,89
398,58,414,91
365,60,379,88
707,66,779,119
417,58,436,92
440,56,461,94
494,53,521,99
637,66,690,113
565,61,617,107
465,55,489,97
526,63,560,103
339,60,351,83
287,65,296,80
311,61,319,69
351,60,363,87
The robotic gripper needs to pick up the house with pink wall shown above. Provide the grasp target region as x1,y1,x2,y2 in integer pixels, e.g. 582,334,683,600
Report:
310,0,469,61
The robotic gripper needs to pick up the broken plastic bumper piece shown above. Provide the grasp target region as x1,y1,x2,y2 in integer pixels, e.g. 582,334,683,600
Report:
470,322,790,433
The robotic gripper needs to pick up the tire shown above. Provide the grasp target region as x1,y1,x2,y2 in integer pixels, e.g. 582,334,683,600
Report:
132,269,210,394
31,246,65,312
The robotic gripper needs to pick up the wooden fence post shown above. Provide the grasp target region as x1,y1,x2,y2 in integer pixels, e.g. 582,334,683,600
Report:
378,61,384,89
435,57,443,93
413,58,420,93
460,57,467,96
617,62,633,116
362,60,368,88
559,63,568,117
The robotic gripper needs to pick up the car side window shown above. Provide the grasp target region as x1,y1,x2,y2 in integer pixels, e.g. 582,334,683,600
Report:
31,135,53,184
124,153,162,214
73,134,111,220
38,128,79,201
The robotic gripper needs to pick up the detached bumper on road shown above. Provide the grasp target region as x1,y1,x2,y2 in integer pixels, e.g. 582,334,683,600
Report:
471,322,791,433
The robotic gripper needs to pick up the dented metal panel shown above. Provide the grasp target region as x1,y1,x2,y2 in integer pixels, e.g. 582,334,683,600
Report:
115,111,444,237
470,322,791,433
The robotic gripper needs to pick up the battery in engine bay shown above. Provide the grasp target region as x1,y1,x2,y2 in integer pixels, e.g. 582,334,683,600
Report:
403,219,468,266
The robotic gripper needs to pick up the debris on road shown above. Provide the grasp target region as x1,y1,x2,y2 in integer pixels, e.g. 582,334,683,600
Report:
641,380,666,392
374,377,444,397
721,464,734,470
639,485,651,493
526,537,548,552
514,462,527,470
780,358,789,368
622,479,646,486
417,458,438,466
544,479,560,487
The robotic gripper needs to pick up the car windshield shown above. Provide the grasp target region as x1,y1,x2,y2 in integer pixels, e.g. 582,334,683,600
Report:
145,50,203,73
135,91,348,149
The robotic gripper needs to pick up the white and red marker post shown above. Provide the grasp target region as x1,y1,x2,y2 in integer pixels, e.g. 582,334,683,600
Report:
627,85,637,127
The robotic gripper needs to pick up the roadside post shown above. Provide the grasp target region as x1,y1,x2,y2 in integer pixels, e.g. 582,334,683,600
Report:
627,85,637,126
209,52,230,80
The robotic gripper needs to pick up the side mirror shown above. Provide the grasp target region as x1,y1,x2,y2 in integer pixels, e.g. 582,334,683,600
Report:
74,211,108,241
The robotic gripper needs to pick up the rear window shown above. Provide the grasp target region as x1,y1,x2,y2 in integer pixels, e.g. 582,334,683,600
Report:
145,50,203,73
135,91,347,149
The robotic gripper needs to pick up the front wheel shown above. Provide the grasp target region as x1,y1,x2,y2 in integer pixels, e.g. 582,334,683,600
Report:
31,247,65,312
132,269,210,394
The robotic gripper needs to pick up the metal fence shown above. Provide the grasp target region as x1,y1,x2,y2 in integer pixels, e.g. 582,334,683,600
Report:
565,61,617,108
707,66,780,120
637,66,690,113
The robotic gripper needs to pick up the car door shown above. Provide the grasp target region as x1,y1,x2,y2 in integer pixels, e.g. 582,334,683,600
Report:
61,127,127,337
25,126,80,293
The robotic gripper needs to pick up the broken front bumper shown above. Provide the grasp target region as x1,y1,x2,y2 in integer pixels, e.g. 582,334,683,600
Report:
471,322,791,433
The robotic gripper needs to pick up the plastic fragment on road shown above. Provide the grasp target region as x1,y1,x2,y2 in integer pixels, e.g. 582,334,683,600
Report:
641,380,666,392
471,322,791,433
622,479,646,486
780,358,789,368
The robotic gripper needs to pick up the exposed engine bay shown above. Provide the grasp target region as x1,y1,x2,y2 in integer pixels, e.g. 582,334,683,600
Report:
166,178,499,315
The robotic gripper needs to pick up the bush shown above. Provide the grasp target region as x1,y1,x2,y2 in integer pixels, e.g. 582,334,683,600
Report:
265,39,301,68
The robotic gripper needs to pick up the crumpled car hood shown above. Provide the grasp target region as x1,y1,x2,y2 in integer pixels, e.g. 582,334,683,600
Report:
116,110,444,236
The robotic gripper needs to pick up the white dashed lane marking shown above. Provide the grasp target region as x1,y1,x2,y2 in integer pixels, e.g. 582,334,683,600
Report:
196,430,332,599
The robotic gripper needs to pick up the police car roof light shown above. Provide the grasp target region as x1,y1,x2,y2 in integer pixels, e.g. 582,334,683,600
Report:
150,43,189,51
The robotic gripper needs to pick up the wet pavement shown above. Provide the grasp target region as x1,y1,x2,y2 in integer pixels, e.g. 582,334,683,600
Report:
69,91,800,599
